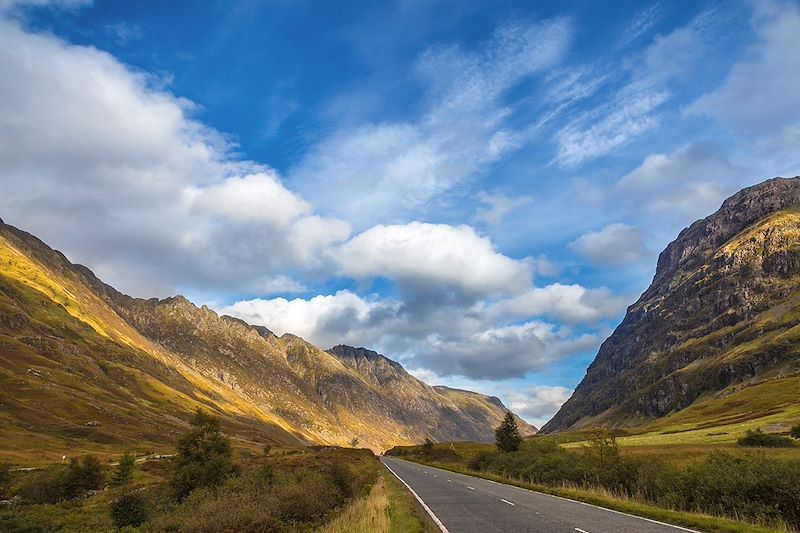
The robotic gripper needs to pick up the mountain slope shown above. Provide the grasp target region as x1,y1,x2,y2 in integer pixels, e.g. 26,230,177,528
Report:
328,345,537,439
0,219,529,456
542,176,800,433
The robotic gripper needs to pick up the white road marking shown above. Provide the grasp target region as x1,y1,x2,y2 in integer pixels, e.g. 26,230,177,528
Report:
467,486,475,490
500,498,516,506
575,528,589,533
447,479,452,483
382,461,450,533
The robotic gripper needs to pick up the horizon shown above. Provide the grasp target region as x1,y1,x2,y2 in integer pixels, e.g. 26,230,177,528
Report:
1,0,799,427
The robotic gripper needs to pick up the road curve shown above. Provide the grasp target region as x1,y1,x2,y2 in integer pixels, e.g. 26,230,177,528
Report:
381,457,699,533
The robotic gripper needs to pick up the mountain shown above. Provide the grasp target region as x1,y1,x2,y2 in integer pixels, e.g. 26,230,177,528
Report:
0,219,529,457
542,176,800,433
328,345,536,439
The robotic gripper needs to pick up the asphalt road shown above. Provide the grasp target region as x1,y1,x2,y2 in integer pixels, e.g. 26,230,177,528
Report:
381,457,699,533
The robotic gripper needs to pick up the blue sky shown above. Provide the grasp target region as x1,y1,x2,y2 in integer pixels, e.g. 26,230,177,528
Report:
1,0,799,426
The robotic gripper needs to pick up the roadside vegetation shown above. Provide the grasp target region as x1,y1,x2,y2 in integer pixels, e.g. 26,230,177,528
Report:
0,409,433,532
388,421,800,532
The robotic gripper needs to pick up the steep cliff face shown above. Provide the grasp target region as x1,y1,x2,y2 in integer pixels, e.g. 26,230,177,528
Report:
0,219,531,455
542,177,800,433
328,345,537,439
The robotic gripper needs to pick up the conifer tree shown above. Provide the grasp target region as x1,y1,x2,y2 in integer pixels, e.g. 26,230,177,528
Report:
495,411,522,452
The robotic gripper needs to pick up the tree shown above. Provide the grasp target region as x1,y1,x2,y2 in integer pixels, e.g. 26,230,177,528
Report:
64,455,104,498
0,463,10,499
495,412,522,453
422,437,434,451
169,409,238,500
110,452,135,487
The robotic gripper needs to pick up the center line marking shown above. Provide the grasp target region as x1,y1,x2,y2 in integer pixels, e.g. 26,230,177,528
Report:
447,479,452,483
575,529,589,533
467,486,475,490
500,498,515,506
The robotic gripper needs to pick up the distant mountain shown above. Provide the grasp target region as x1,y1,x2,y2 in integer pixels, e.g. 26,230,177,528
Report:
328,345,536,439
0,219,530,457
542,176,800,433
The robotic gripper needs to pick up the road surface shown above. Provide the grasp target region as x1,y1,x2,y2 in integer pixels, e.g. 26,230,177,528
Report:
381,457,699,533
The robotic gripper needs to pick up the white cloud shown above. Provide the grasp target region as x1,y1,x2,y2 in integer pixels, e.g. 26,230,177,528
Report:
413,321,599,380
220,290,401,349
293,18,572,227
185,172,311,226
0,14,348,296
505,386,573,426
687,1,800,134
569,223,649,265
618,142,749,219
329,222,532,299
474,191,533,225
497,283,627,324
553,9,718,167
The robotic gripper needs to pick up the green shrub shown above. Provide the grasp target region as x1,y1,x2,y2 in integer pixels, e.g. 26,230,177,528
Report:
737,428,796,447
18,466,69,504
170,409,238,500
109,491,148,529
18,456,104,504
109,452,135,487
791,424,800,439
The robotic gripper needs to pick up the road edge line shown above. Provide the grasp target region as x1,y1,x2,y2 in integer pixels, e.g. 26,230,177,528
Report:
397,459,701,533
381,459,451,533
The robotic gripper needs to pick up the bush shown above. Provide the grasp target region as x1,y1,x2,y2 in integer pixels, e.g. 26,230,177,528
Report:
170,409,238,500
791,424,800,439
109,452,135,487
737,428,796,448
109,491,148,529
18,456,104,504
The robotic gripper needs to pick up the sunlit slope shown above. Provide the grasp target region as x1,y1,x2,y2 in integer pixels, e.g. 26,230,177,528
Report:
543,177,800,434
1,219,531,455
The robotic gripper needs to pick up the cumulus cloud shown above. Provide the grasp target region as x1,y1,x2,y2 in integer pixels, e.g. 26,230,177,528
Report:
185,172,312,225
329,222,532,300
222,282,613,381
497,283,627,324
293,17,572,227
505,386,573,426
0,13,347,296
412,321,599,380
569,223,649,265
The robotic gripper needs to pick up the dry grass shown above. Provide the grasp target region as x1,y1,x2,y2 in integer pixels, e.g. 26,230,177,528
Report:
318,476,391,533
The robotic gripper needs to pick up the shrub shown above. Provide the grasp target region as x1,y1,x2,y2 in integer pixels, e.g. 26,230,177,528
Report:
109,491,148,529
109,452,135,487
737,428,796,448
18,466,69,504
64,455,105,498
422,437,434,450
495,412,522,453
18,456,104,503
0,463,10,499
791,424,800,439
170,409,238,500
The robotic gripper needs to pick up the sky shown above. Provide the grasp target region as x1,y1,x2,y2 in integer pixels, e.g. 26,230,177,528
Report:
1,0,799,427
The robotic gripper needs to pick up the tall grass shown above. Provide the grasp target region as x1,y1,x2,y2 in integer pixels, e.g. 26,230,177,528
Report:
318,476,391,533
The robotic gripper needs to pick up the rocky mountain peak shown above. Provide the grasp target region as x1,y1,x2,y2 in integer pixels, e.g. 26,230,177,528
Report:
542,176,800,433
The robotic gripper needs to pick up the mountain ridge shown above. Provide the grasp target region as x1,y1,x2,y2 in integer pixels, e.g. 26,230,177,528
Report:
0,219,531,456
543,176,800,433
